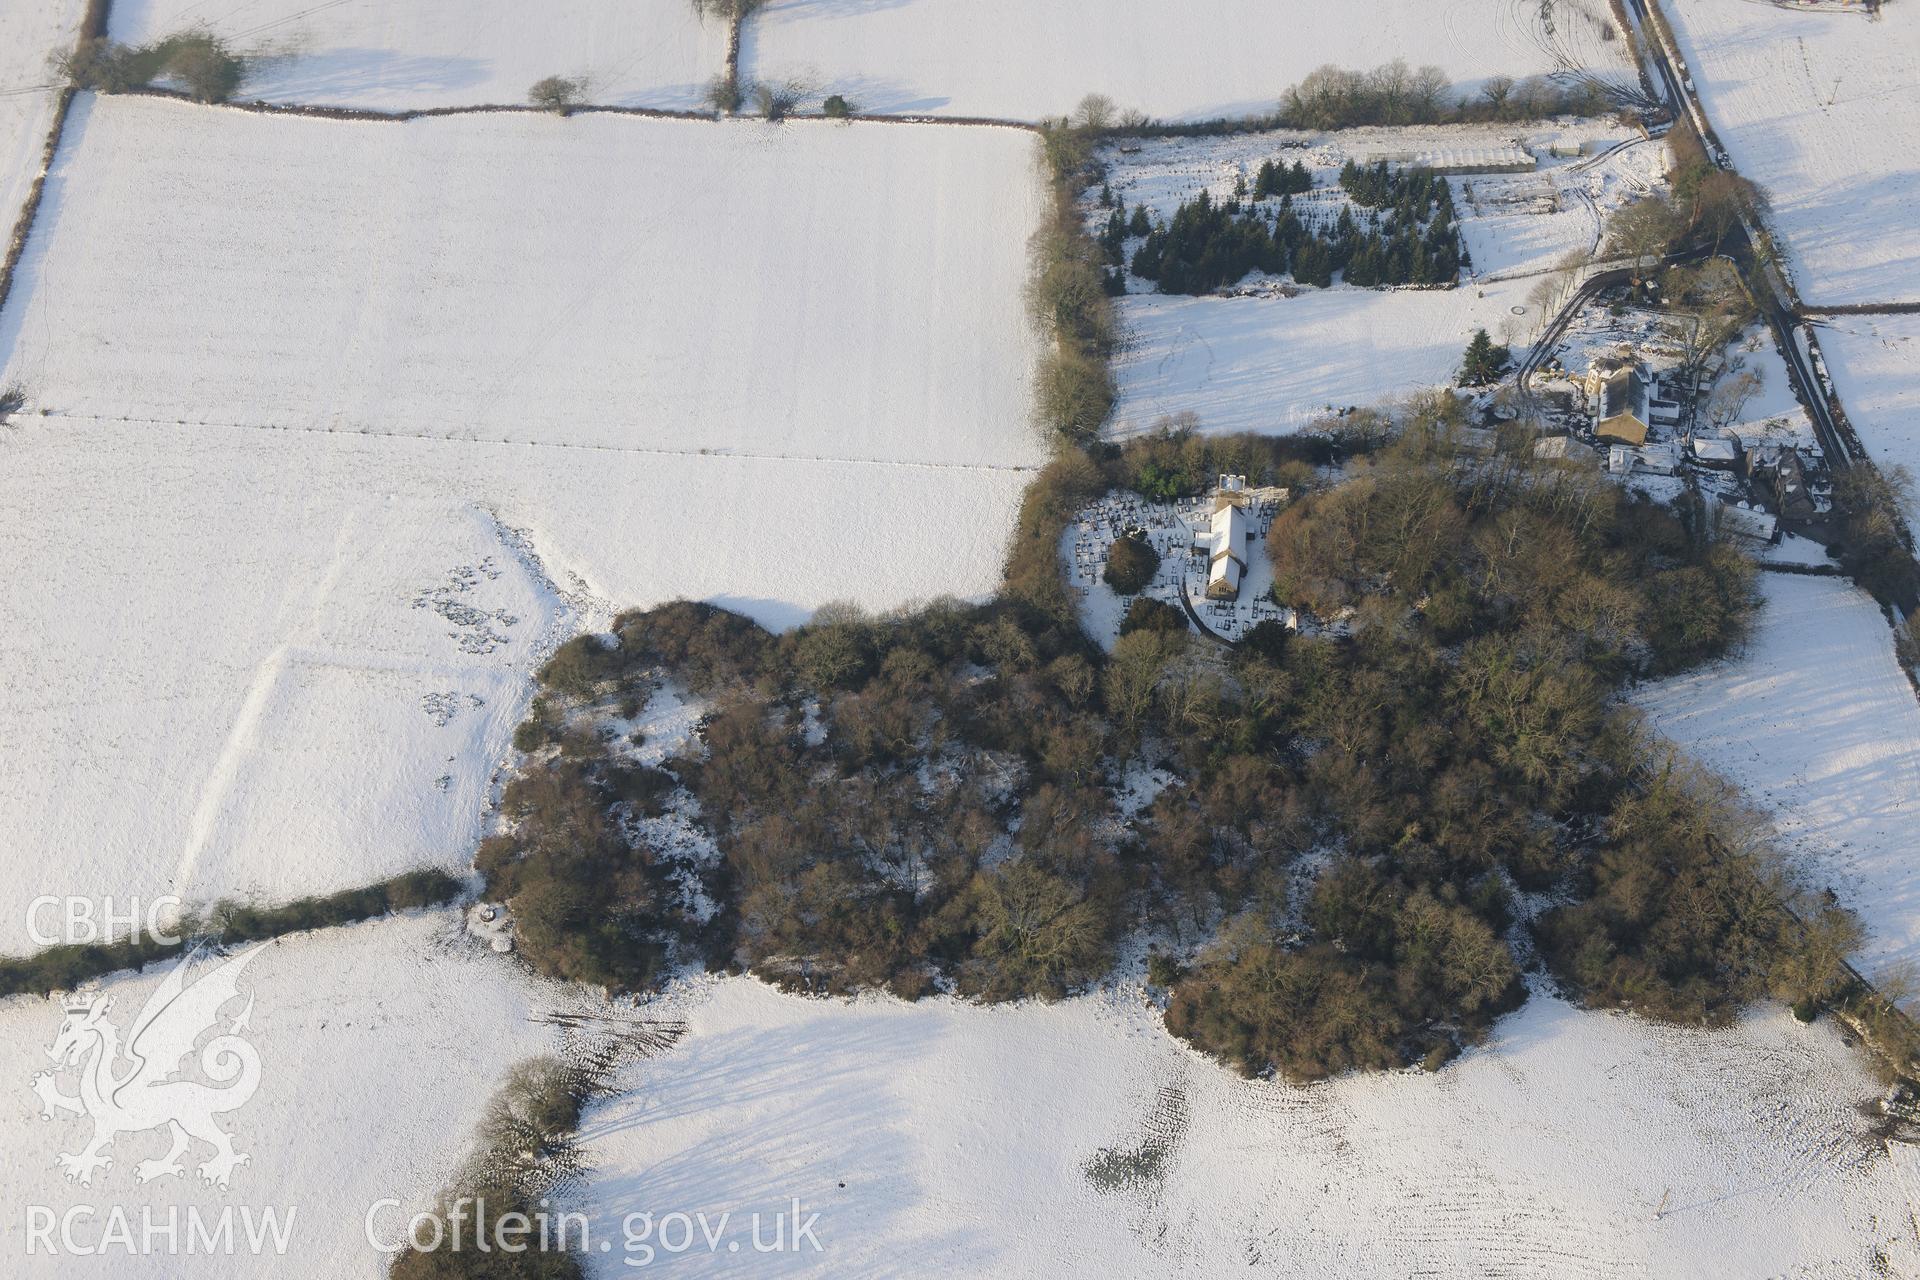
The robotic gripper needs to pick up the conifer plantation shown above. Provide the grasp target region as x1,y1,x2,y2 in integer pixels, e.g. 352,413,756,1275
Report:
1112,159,1464,296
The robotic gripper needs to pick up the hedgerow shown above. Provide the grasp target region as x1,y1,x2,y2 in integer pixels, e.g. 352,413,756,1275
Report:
0,869,464,997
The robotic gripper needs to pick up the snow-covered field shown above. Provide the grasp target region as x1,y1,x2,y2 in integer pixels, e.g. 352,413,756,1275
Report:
6,97,1042,466
742,0,1633,122
0,418,574,954
0,421,1029,955
0,911,573,1277
0,98,1042,951
1664,0,1920,305
6,930,1906,1277
107,0,728,111
1110,278,1536,436
1819,313,1920,480
577,975,1916,1277
1638,574,1920,983
1722,324,1823,452
0,0,84,261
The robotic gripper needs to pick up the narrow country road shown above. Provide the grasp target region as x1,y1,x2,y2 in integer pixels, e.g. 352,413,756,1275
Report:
1621,0,1862,468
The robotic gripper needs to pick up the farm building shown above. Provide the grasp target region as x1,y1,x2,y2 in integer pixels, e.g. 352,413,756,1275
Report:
1533,435,1597,464
1548,138,1616,159
1360,145,1536,175
1586,357,1650,446
1455,426,1498,454
1711,498,1779,544
1688,436,1742,470
1608,443,1679,476
1754,447,1819,521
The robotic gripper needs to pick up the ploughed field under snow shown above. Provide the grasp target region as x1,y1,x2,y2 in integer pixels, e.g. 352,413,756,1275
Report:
107,0,729,112
1110,277,1539,436
0,0,84,263
742,0,1634,122
5,923,1909,1276
0,911,578,1278
1637,574,1920,983
1818,313,1920,481
6,97,1042,467
0,420,578,955
576,976,1916,1278
0,98,1043,952
1664,0,1920,305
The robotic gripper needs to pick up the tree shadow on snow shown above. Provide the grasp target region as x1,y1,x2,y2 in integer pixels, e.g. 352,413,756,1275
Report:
759,0,920,21
0,92,97,376
243,49,492,104
576,1008,1008,1275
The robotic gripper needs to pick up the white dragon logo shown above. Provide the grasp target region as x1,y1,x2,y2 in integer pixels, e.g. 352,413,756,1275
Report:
32,944,266,1189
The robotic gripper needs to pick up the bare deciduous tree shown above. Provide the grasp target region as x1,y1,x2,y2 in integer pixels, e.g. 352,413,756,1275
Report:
1659,260,1756,385
1479,74,1515,115
529,75,586,114
1071,93,1117,132
1703,365,1762,433
751,77,809,120
703,71,743,113
1605,195,1683,269
687,0,767,21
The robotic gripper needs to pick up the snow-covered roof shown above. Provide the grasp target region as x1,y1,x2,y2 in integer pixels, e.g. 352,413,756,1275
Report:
1712,498,1778,543
1208,550,1243,597
1456,426,1498,454
1533,435,1596,462
1608,443,1678,475
1362,145,1535,172
1210,502,1247,562
1207,502,1249,600
1594,367,1647,419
